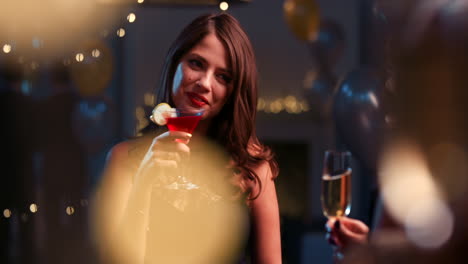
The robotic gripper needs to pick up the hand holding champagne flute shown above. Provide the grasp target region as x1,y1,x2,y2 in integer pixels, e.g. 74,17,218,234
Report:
321,150,352,261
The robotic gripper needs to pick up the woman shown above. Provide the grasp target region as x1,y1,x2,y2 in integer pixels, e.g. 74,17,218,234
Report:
93,13,281,264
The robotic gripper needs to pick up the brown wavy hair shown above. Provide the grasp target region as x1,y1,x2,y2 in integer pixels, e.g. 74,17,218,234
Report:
142,13,278,198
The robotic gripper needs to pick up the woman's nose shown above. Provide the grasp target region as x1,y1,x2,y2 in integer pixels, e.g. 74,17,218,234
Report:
196,72,213,91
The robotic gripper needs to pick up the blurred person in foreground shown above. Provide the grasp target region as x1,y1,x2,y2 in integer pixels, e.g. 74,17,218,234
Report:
92,13,281,264
326,1,468,263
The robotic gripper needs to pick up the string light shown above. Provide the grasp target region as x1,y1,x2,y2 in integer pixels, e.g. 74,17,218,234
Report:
144,93,155,106
257,96,309,114
117,28,126,38
127,13,136,23
92,48,101,58
29,203,38,213
219,1,229,11
3,44,12,53
30,61,39,70
75,53,84,62
3,209,11,218
66,206,75,215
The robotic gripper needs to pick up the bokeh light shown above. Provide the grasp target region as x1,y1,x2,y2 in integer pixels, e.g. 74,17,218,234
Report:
404,196,454,248
0,0,122,59
219,1,229,11
117,28,126,38
75,53,85,62
378,138,454,248
127,13,136,23
3,209,11,218
137,0,144,3
3,44,12,53
66,206,75,215
91,138,247,264
92,48,101,58
30,203,38,213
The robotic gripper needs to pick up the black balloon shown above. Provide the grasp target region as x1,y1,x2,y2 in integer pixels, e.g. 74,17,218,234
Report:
303,68,337,121
72,96,117,154
308,19,346,67
333,68,394,169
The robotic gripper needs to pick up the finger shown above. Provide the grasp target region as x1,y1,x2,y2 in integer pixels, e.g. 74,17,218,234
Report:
174,141,190,155
325,218,337,232
341,217,370,234
334,219,368,245
153,158,178,169
153,151,181,163
154,131,192,143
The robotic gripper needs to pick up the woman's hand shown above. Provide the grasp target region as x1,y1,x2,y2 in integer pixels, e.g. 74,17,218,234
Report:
135,131,192,186
325,217,369,251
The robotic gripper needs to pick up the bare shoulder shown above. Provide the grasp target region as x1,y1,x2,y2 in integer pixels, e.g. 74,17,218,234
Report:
107,141,131,161
103,140,142,180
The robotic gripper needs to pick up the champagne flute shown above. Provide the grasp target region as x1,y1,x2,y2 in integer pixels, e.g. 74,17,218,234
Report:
321,150,352,261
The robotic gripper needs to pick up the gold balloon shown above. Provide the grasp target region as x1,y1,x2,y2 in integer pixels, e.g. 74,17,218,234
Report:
70,40,114,97
283,0,321,42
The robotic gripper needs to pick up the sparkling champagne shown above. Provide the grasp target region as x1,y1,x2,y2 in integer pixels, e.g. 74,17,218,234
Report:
321,169,352,218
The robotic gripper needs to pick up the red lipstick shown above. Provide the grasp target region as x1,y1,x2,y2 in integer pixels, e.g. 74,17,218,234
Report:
187,92,208,107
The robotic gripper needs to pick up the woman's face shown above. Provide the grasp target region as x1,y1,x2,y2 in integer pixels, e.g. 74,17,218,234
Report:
172,33,233,120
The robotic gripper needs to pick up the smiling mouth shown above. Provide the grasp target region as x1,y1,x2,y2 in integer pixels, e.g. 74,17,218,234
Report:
187,92,208,107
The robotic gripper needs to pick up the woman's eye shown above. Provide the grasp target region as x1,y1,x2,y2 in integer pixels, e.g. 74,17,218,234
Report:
188,59,203,69
218,74,232,84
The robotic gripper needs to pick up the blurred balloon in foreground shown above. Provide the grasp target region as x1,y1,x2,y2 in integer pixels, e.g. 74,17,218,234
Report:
333,68,394,169
72,97,116,154
308,19,346,67
70,40,114,97
303,68,337,121
91,137,247,264
283,0,320,42
0,0,121,59
378,138,454,249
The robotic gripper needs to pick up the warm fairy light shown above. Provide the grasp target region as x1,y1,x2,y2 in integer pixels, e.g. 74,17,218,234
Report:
269,99,283,114
219,1,229,11
75,53,84,62
29,203,38,213
299,100,309,112
92,48,101,58
284,95,299,114
144,93,155,106
137,0,144,3
117,28,126,38
127,13,136,23
135,106,145,119
257,98,266,111
66,206,75,215
3,209,11,218
30,61,39,70
3,44,12,53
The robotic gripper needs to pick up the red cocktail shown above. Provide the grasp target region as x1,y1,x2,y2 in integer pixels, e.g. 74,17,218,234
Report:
166,115,202,133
